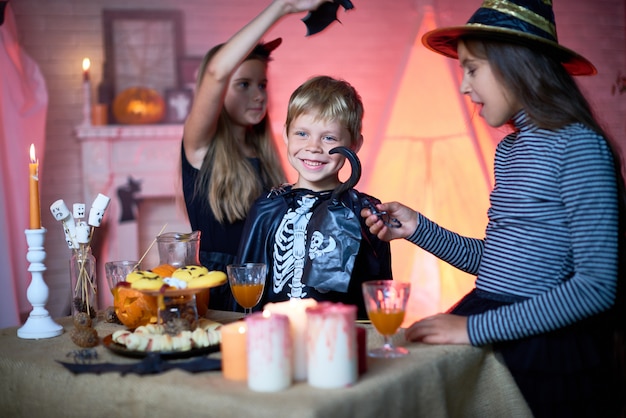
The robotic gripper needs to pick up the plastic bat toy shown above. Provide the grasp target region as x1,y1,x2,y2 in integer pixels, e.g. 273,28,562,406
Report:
302,0,354,36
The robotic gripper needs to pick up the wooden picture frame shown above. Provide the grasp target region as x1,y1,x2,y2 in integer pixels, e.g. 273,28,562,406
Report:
103,9,184,99
164,88,193,124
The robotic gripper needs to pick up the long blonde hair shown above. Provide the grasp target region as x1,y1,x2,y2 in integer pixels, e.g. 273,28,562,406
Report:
194,44,285,224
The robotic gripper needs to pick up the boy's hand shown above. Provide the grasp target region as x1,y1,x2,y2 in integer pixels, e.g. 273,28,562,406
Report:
361,201,418,241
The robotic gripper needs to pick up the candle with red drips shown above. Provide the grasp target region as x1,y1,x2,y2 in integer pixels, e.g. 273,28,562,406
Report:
306,302,358,388
246,311,292,392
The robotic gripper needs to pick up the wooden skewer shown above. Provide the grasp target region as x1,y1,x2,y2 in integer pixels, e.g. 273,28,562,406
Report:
134,223,168,270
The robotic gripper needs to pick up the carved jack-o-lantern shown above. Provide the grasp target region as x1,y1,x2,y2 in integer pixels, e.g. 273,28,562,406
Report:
113,286,158,329
113,87,166,125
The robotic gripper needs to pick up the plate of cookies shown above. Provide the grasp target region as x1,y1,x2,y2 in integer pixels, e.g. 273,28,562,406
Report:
125,265,228,295
103,319,222,359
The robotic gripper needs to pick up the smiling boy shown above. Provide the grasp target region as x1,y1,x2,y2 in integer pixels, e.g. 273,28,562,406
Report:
236,75,392,318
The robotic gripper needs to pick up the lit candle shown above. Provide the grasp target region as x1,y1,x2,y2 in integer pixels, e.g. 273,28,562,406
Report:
81,58,92,126
246,311,292,392
82,57,90,82
264,298,318,381
220,321,248,381
306,302,358,388
28,144,41,230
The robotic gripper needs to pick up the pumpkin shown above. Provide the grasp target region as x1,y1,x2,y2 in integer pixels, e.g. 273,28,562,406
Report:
151,263,177,278
113,285,158,329
112,87,166,125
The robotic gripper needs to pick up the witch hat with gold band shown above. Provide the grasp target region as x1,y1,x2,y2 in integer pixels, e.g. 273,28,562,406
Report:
421,0,596,76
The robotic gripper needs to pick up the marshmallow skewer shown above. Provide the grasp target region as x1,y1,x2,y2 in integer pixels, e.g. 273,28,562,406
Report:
49,194,111,317
50,199,78,249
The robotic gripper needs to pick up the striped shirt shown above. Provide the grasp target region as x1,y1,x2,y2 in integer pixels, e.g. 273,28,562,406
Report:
408,111,619,345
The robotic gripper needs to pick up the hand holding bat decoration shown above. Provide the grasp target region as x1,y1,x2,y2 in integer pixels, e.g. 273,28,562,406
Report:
302,0,355,36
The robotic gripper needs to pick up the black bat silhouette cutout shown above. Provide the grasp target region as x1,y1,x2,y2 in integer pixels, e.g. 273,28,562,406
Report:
302,0,354,36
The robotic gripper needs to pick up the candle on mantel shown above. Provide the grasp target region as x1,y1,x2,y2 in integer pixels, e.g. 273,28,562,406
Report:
221,321,248,381
82,57,90,82
28,143,41,230
81,58,92,126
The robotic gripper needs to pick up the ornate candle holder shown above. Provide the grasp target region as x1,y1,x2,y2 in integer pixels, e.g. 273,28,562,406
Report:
17,228,64,339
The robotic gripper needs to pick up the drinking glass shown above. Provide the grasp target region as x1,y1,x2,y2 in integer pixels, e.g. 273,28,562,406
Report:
227,263,267,316
362,280,411,358
104,260,139,295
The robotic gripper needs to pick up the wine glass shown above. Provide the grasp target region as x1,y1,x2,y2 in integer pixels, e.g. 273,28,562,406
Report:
362,280,411,358
227,263,267,316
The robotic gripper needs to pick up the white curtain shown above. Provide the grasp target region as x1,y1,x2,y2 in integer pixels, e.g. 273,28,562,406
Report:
0,1,48,328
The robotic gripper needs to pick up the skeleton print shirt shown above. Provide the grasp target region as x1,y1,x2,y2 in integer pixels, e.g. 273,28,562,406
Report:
236,185,393,319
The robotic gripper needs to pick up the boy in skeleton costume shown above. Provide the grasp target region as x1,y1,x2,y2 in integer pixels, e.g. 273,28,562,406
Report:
237,76,392,319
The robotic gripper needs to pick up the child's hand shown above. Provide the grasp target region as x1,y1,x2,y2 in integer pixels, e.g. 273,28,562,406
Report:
404,314,470,345
361,201,418,241
280,0,332,14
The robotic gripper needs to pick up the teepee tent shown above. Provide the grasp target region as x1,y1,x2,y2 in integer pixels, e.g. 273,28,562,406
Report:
361,6,502,324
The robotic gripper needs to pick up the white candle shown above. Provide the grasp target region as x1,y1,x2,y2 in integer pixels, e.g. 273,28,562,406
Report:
306,302,358,388
246,311,292,392
264,298,318,381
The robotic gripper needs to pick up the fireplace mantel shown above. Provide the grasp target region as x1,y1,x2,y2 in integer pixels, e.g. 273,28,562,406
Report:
75,124,186,305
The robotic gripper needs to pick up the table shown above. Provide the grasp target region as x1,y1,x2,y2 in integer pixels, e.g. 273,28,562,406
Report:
0,311,531,418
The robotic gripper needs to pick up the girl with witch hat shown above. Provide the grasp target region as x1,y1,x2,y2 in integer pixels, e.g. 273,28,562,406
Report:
362,1,626,416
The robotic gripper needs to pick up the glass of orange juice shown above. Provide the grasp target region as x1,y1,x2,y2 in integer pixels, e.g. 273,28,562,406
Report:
362,280,411,358
227,263,267,316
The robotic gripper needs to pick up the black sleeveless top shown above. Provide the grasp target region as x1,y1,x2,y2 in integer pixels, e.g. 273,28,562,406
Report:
181,142,265,310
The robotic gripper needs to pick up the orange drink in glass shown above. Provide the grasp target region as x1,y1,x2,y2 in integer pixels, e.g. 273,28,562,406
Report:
227,263,267,316
362,280,410,358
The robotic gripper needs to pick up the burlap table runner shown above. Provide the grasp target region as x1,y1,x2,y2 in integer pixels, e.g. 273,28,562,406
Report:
0,311,531,418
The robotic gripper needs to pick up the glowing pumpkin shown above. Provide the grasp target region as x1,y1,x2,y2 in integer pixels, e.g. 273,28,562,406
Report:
113,87,165,125
113,285,158,329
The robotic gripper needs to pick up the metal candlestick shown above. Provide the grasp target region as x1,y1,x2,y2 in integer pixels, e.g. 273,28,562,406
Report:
17,228,63,339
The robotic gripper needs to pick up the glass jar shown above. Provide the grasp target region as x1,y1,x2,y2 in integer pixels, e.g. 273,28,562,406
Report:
156,231,201,268
156,231,209,316
69,245,98,319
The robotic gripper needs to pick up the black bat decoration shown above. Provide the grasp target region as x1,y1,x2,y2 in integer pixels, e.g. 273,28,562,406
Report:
302,0,354,36
57,355,222,375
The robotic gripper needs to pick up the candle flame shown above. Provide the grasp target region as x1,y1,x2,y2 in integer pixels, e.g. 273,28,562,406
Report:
29,143,37,163
238,325,246,334
82,57,90,72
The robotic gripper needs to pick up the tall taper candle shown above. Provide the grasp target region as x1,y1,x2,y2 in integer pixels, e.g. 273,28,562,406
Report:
28,144,41,229
82,58,91,126
82,57,90,81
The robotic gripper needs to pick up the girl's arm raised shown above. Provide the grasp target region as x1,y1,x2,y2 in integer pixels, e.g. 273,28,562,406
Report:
183,0,330,168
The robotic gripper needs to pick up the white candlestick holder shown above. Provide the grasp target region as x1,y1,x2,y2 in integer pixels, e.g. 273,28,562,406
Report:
17,228,64,339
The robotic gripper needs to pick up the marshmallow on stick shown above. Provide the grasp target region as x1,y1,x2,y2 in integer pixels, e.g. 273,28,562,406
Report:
88,193,110,227
50,199,77,249
73,203,86,220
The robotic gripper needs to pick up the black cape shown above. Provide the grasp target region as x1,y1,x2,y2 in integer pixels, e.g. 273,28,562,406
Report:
237,185,392,319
